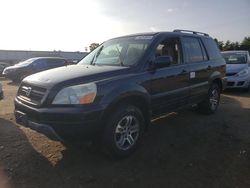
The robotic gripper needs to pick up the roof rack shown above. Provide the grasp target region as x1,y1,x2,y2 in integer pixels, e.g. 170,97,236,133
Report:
173,29,209,36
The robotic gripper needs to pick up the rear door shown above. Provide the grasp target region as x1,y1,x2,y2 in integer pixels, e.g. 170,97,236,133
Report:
150,36,190,116
181,37,210,104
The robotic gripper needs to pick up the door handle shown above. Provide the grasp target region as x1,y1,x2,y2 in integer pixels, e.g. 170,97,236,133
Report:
207,65,212,70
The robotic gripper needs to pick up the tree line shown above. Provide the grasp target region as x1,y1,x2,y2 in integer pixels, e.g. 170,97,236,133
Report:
214,36,250,52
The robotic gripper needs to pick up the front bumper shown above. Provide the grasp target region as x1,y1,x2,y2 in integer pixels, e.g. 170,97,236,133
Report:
225,75,250,89
0,90,3,99
14,98,106,141
3,72,18,80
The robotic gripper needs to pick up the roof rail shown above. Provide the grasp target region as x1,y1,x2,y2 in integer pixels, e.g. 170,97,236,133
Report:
173,29,209,36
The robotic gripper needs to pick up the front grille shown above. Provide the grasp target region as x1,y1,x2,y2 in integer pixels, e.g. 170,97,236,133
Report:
226,73,236,77
237,81,245,86
17,83,47,106
227,82,235,86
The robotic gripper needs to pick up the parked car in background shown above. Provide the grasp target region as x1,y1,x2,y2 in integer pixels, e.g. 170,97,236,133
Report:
66,60,79,65
0,62,10,76
2,57,67,82
15,30,226,158
0,82,3,99
222,51,250,92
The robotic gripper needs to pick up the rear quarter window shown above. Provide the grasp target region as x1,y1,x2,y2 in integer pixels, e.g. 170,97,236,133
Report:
202,38,222,60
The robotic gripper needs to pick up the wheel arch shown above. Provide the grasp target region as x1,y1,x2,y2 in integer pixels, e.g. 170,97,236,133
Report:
101,93,151,130
209,71,223,91
212,78,223,91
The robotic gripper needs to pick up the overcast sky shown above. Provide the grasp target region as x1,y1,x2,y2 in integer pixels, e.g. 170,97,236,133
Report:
0,0,249,51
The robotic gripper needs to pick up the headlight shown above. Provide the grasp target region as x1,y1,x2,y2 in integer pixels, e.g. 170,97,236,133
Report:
52,83,97,105
236,68,249,77
3,68,16,74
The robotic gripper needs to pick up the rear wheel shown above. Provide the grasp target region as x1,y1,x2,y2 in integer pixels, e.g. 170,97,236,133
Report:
102,105,145,158
198,83,220,114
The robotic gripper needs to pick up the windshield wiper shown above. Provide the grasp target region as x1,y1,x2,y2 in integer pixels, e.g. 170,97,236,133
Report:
91,46,103,65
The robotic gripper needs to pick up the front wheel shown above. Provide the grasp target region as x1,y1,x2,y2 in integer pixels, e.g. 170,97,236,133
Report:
102,105,145,158
198,83,221,114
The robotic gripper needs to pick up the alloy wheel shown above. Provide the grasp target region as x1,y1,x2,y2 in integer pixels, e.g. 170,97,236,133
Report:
114,115,140,151
209,89,219,111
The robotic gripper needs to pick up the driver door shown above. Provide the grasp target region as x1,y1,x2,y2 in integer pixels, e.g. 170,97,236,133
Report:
149,37,190,116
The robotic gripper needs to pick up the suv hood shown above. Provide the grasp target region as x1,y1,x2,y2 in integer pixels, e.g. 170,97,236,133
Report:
23,65,129,87
226,64,248,73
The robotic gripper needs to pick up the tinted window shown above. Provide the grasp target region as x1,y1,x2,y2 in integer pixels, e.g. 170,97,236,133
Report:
182,37,204,63
202,38,222,60
46,59,65,68
200,41,208,61
155,37,182,67
32,59,48,70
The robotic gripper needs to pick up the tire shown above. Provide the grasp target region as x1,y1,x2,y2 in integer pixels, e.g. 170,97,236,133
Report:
198,83,221,114
102,105,145,158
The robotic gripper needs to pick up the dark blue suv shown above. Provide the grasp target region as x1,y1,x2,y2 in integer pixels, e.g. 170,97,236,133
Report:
3,57,67,82
14,30,226,158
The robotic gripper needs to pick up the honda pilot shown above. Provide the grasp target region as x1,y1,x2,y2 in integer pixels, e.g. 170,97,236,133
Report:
15,30,226,157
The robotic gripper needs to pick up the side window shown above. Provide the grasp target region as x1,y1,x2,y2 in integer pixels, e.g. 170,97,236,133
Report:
202,38,222,60
200,41,208,61
182,37,204,63
47,59,65,68
32,59,48,70
155,37,182,66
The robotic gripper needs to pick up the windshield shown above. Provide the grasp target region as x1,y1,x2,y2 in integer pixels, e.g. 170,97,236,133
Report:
16,58,35,66
222,53,247,64
78,36,153,66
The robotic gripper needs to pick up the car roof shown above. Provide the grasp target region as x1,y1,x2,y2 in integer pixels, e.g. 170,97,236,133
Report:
26,57,66,62
30,57,65,60
112,30,211,40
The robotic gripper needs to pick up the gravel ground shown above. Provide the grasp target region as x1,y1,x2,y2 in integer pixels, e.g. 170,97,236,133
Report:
0,79,250,188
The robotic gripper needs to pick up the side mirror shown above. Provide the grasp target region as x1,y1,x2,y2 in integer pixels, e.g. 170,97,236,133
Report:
154,55,173,68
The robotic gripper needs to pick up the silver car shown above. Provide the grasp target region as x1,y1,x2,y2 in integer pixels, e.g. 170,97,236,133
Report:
222,50,250,92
